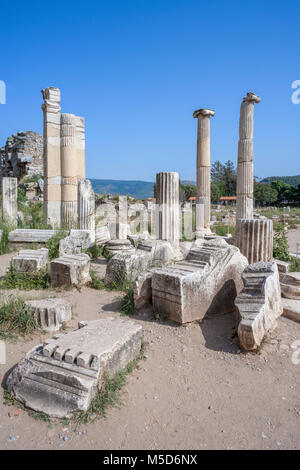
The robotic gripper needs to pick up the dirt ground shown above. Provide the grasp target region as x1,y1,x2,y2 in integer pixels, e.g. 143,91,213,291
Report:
0,247,299,450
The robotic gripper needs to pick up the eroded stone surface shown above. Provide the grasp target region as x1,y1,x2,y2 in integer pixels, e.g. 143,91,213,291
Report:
11,248,48,272
281,272,300,300
95,226,111,245
152,238,248,324
282,298,300,323
59,230,94,256
50,253,91,287
6,318,142,418
24,298,72,331
235,262,283,350
105,240,174,285
8,229,57,243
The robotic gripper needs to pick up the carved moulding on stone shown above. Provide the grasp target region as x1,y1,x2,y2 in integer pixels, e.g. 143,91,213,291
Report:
235,261,283,351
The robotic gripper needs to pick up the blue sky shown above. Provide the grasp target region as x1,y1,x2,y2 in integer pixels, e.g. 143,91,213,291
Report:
0,0,299,182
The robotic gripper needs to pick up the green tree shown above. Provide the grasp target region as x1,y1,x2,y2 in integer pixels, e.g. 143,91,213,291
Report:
254,183,278,205
211,181,224,203
270,180,295,203
211,160,236,196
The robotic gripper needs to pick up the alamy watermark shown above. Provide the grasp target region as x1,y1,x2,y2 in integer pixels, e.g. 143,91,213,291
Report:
0,340,6,364
291,80,300,104
291,340,300,365
0,80,6,104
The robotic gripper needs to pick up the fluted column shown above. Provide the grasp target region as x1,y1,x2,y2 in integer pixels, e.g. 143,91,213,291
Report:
155,172,180,248
41,87,61,227
75,116,86,180
1,177,17,225
236,219,273,263
78,179,95,233
61,113,78,228
193,108,215,237
236,92,261,221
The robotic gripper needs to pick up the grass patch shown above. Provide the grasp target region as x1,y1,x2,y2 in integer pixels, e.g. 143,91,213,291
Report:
85,243,112,261
46,230,68,260
214,223,236,237
290,256,300,272
0,265,50,290
88,270,106,290
120,286,135,316
0,297,39,340
0,221,11,255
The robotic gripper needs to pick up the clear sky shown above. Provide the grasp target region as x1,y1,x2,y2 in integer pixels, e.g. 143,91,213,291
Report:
0,0,299,182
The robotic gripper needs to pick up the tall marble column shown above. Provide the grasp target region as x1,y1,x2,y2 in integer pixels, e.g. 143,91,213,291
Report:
41,87,61,227
75,116,86,180
61,113,78,228
78,179,95,233
236,92,261,221
1,177,17,225
193,108,215,237
155,172,180,248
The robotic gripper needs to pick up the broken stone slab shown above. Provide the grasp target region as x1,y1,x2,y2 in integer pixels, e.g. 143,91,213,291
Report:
24,298,72,332
280,272,300,299
274,259,291,276
95,226,111,245
105,240,174,285
6,317,142,418
11,248,49,272
282,298,300,323
8,229,57,243
235,262,283,351
152,238,248,324
59,229,94,256
133,269,155,309
50,253,91,288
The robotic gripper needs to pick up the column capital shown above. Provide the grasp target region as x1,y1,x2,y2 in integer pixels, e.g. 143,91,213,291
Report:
41,87,61,112
193,108,215,119
243,92,261,104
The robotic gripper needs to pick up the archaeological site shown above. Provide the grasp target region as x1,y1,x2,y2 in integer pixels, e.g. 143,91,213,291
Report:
0,0,299,455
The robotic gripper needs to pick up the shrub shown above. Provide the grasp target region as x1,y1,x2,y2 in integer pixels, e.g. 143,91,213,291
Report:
120,286,135,316
0,297,39,340
0,265,50,290
273,223,290,261
290,256,300,272
0,221,11,255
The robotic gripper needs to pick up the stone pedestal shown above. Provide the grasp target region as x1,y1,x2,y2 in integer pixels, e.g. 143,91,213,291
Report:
236,219,273,263
24,298,72,332
236,92,260,221
193,108,215,237
12,248,49,272
1,177,17,224
41,87,61,227
50,253,91,287
155,172,180,248
78,179,95,232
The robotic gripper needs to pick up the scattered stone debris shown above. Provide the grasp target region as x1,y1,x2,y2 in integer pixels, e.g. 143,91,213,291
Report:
24,298,72,331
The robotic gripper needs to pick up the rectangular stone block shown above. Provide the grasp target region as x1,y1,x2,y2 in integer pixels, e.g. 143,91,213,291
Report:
50,253,91,287
11,248,49,272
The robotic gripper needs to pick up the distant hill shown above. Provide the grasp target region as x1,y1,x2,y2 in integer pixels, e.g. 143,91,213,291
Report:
260,175,300,187
90,179,154,199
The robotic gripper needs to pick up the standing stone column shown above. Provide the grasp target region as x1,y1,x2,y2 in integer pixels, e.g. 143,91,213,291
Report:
75,116,86,180
1,177,17,224
41,87,61,227
236,92,261,221
78,179,95,233
61,113,78,228
155,172,180,248
193,108,215,237
117,196,129,239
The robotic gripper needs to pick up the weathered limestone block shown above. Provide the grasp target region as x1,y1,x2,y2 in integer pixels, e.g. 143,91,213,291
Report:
95,226,111,245
280,272,300,299
50,253,91,287
24,298,72,331
133,270,155,309
11,248,49,272
282,299,300,323
152,239,248,324
1,177,18,224
8,229,57,243
106,239,135,255
236,219,273,263
6,318,142,418
59,229,94,256
235,262,283,350
105,240,174,285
